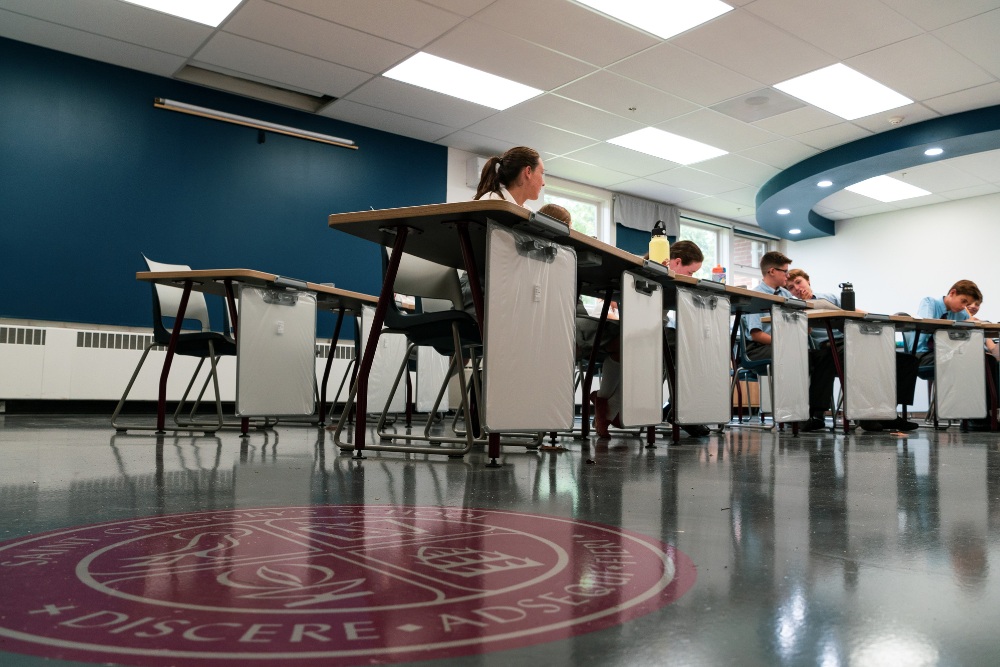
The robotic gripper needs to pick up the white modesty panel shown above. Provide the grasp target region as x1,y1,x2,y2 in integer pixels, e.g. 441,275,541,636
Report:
935,328,986,419
620,271,663,427
236,286,316,417
675,285,731,425
844,319,897,420
771,306,810,423
482,223,576,431
361,305,408,414
416,346,450,413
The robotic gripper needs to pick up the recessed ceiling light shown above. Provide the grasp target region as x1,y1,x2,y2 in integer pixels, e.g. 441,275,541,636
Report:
774,64,912,120
817,180,833,187
789,228,802,235
777,208,791,215
607,127,727,165
118,0,241,26
384,53,542,110
924,147,944,156
845,175,931,202
574,0,733,39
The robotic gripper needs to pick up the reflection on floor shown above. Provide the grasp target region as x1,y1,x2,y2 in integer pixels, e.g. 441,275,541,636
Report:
1,414,999,666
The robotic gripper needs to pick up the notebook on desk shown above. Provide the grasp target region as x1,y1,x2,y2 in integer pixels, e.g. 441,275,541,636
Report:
806,298,841,310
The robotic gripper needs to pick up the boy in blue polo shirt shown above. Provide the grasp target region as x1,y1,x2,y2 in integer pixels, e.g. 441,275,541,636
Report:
904,280,982,366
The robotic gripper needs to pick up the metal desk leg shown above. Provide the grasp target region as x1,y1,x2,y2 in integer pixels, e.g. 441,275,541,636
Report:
319,306,346,427
825,321,849,434
156,280,192,433
353,228,410,457
581,289,614,439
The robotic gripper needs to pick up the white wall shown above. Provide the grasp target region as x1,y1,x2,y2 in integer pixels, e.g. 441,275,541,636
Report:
787,193,1000,320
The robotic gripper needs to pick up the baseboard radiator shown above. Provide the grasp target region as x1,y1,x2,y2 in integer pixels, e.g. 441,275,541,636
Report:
0,324,354,403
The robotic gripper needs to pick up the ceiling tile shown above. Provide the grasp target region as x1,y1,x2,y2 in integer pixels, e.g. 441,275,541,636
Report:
850,103,939,133
511,94,644,141
739,139,820,169
434,129,514,157
562,143,678,178
940,183,1000,199
934,7,1000,78
793,123,873,151
270,0,463,48
712,88,806,124
419,0,495,16
947,149,1000,182
543,156,634,189
752,105,842,137
196,32,373,97
471,0,658,67
923,82,1000,115
612,179,705,205
714,186,761,208
881,0,1000,31
224,1,413,74
694,154,780,187
818,189,888,210
891,193,949,208
554,71,699,126
464,112,599,155
320,99,454,142
684,196,754,220
847,34,993,102
0,0,210,55
672,10,833,84
657,109,778,152
889,161,987,192
829,203,898,217
0,9,188,77
609,43,761,107
344,77,496,127
745,0,924,60
425,20,596,90
646,167,747,196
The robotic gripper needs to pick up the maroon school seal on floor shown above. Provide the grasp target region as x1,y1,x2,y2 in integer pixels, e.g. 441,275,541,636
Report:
0,506,696,665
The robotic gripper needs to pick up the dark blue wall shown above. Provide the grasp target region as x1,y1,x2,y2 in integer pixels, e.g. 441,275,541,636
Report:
0,38,446,333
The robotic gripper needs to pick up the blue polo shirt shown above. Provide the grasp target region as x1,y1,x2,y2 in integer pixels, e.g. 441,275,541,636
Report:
744,282,794,337
903,296,969,355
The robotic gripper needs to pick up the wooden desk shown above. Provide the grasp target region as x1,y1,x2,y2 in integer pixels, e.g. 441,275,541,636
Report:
330,201,695,461
134,269,377,434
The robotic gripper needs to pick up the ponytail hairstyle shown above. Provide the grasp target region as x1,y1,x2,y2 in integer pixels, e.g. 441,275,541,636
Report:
474,146,540,200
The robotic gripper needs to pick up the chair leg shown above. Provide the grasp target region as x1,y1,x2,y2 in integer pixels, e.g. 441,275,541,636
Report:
111,342,155,431
375,342,418,438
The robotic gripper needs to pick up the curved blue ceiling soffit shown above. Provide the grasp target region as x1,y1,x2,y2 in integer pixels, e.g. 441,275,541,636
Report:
755,104,1000,240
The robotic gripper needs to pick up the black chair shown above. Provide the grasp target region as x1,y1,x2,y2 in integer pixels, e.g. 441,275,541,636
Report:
111,256,236,433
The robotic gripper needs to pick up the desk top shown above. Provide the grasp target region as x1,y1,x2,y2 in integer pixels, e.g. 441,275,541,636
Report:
329,201,784,314
136,269,378,313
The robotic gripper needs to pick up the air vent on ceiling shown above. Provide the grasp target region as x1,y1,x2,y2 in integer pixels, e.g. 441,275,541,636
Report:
175,66,335,113
711,88,806,123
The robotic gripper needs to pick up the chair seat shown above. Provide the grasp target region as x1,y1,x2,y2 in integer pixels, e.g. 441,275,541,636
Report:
164,331,237,358
384,309,481,356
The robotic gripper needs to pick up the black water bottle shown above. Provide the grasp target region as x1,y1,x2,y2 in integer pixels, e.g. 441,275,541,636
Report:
839,282,855,311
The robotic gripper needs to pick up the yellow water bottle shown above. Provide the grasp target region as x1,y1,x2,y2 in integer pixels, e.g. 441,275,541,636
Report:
649,219,669,264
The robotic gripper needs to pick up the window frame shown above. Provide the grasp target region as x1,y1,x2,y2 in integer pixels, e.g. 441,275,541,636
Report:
542,177,613,244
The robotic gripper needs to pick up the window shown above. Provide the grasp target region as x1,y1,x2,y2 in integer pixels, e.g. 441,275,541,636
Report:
730,232,770,289
678,217,721,281
542,179,612,243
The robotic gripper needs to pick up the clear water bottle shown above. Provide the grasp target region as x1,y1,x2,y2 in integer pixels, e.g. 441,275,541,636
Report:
839,282,855,311
648,219,669,264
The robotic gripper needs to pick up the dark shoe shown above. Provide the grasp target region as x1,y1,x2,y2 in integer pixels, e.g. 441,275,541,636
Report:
886,417,919,432
859,420,884,432
966,418,991,432
800,417,826,432
682,424,711,437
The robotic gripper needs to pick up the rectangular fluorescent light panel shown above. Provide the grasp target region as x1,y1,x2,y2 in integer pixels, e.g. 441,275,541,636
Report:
774,64,912,120
384,53,541,110
574,0,733,39
608,127,727,165
118,0,241,27
845,175,931,202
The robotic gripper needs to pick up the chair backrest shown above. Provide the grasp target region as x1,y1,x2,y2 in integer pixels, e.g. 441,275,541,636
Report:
143,255,212,334
383,248,464,311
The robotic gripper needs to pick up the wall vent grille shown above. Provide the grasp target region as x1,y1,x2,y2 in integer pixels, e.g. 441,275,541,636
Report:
0,327,46,346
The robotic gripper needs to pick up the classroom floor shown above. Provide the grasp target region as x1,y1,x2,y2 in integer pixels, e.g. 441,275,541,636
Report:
1,412,998,667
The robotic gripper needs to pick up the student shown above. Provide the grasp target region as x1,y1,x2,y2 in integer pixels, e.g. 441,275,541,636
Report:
790,268,919,432
473,146,545,206
743,252,834,432
904,280,983,366
592,241,706,438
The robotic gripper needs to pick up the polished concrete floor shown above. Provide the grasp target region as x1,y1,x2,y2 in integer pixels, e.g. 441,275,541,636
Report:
1,412,999,666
